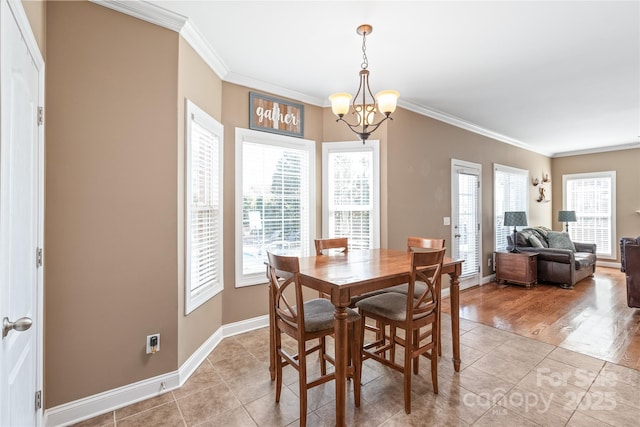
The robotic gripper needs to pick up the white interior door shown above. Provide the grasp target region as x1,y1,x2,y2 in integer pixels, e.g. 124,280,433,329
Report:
451,159,481,288
1,0,44,425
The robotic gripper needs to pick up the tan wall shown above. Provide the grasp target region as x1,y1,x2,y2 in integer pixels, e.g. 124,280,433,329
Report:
551,148,640,262
176,37,223,365
385,108,552,282
219,83,324,324
45,1,179,407
22,0,46,56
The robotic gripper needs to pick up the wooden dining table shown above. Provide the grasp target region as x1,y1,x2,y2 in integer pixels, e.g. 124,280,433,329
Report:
268,248,463,427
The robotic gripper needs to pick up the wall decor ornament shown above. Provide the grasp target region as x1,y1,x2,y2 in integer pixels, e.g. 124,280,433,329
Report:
249,92,304,138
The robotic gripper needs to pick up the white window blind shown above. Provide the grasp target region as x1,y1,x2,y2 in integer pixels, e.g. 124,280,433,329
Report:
186,100,223,314
494,164,528,252
456,170,480,277
563,171,616,258
322,141,380,250
235,129,315,287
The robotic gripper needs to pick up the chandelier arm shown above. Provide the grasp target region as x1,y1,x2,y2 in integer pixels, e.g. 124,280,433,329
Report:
336,114,393,143
360,115,392,136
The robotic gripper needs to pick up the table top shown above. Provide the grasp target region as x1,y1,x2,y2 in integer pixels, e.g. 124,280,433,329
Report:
297,248,462,300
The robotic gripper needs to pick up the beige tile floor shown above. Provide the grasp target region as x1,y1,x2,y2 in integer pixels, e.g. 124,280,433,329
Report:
73,314,640,426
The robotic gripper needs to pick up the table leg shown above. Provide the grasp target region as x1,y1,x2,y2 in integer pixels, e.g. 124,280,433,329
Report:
333,305,348,427
268,282,276,381
449,270,461,372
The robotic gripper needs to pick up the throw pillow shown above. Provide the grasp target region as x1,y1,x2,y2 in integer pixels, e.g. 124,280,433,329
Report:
528,235,545,248
547,231,576,251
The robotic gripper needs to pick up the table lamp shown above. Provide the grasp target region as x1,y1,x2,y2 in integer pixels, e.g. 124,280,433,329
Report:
504,211,528,253
558,210,577,232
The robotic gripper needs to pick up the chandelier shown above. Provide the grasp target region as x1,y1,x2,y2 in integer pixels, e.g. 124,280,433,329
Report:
329,24,399,143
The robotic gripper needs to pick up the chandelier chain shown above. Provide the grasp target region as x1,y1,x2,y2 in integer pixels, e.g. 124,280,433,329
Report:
361,31,369,70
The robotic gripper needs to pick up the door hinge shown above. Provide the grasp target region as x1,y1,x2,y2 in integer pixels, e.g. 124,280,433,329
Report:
36,247,43,268
37,107,44,126
35,390,42,410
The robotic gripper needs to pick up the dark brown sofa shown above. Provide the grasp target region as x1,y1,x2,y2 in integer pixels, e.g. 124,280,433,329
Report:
620,236,640,272
620,237,640,308
507,227,596,289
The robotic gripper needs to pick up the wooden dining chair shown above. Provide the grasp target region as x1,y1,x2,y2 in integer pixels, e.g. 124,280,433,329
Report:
356,247,445,414
383,237,446,356
267,251,362,426
314,237,349,299
314,237,349,256
385,237,445,298
314,237,386,341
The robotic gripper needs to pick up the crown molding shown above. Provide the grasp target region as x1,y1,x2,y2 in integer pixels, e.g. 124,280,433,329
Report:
551,141,640,158
224,72,325,106
91,1,230,79
398,99,552,157
90,0,187,32
180,21,230,79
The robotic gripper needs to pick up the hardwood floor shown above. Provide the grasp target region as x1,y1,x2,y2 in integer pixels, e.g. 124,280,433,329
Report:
443,266,640,370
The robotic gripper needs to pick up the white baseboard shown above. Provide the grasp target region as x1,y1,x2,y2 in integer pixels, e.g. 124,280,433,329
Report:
44,316,269,426
481,274,496,285
597,260,621,269
222,314,270,337
44,371,181,427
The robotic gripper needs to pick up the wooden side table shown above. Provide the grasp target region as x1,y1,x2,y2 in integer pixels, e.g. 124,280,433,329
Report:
495,251,537,288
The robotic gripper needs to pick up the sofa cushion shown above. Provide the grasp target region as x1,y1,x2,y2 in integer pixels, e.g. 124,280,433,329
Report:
548,231,576,251
575,252,597,270
516,230,533,246
528,235,545,248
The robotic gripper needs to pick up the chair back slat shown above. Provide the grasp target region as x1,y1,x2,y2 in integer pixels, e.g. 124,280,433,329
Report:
407,248,445,319
315,237,349,256
407,236,445,251
267,252,304,330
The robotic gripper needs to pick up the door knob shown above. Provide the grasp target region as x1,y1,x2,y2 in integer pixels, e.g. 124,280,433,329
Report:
2,316,32,339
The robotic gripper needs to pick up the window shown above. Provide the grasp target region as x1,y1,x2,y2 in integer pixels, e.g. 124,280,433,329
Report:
563,171,616,259
494,164,529,252
322,141,380,250
235,128,315,287
185,100,223,314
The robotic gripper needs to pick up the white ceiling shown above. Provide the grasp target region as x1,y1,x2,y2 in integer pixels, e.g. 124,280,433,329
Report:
145,0,640,157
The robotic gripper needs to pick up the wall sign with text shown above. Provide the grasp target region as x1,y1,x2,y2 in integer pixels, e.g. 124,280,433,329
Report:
249,92,304,138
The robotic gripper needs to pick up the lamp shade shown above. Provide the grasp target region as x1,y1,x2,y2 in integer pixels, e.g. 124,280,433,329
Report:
558,210,577,222
504,211,528,227
375,90,400,114
329,93,352,116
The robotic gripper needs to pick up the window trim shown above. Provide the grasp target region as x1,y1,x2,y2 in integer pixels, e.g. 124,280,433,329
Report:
235,128,316,287
185,99,224,314
321,140,380,249
562,171,616,259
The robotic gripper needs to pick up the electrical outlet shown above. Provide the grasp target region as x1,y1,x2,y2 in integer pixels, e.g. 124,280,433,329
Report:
487,258,492,267
146,333,160,354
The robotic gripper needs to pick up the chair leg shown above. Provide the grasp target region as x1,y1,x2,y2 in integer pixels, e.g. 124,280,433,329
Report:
403,331,412,414
437,303,442,356
412,329,419,374
319,337,327,376
432,320,439,394
389,326,397,364
275,330,283,403
352,320,362,407
431,347,438,395
298,338,307,427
